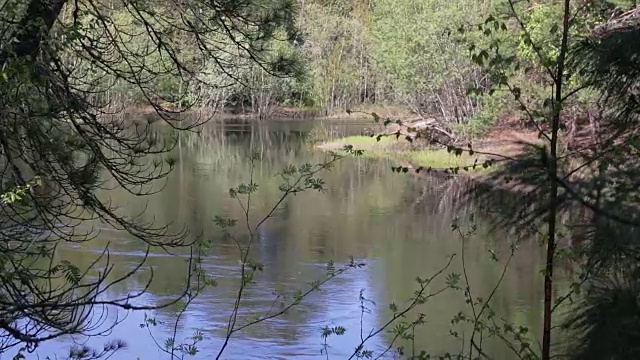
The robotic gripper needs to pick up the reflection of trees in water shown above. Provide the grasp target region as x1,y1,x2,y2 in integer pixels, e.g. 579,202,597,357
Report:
349,175,549,358
170,119,365,167
72,120,558,357
401,176,475,217
71,121,378,353
257,161,550,356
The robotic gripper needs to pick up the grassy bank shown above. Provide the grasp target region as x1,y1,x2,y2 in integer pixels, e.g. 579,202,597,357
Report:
316,135,492,174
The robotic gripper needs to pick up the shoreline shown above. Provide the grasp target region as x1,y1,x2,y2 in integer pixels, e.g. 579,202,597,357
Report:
116,104,413,122
315,128,540,179
118,102,540,182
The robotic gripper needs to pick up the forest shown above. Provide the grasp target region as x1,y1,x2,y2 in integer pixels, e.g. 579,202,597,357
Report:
44,0,636,140
2,0,640,359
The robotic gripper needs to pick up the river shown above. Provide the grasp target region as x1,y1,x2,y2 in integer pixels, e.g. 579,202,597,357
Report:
20,119,549,360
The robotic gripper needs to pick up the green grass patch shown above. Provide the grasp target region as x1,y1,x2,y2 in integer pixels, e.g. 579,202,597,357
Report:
318,136,495,174
328,135,395,149
401,149,496,174
402,149,474,169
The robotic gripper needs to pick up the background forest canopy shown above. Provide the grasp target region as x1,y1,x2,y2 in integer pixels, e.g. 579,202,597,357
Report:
14,0,636,138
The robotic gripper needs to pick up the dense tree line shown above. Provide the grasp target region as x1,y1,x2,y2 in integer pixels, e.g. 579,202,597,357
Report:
50,0,632,139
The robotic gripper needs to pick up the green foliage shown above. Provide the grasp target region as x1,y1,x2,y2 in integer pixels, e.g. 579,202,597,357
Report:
517,4,563,67
370,0,489,127
0,177,42,205
24,0,516,128
295,1,372,111
458,93,510,137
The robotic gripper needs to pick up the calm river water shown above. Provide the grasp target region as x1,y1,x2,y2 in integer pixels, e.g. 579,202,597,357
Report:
19,119,549,359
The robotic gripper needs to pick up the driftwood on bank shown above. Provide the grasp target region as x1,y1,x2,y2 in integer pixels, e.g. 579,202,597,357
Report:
382,117,457,147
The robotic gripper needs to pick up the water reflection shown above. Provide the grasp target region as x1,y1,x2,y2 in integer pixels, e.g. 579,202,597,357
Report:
23,119,549,360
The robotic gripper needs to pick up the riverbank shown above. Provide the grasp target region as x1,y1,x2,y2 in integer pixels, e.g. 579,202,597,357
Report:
120,104,414,122
315,129,540,177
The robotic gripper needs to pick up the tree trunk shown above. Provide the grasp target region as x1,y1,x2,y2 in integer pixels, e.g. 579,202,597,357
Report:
542,1,571,359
